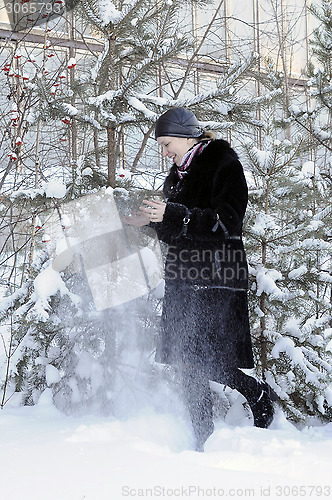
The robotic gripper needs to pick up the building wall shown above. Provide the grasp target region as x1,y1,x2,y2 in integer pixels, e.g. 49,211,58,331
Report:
194,0,318,77
0,1,323,178
0,1,319,81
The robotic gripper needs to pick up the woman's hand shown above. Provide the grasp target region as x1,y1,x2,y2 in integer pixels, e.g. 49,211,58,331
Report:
139,199,166,223
122,199,166,226
122,211,151,227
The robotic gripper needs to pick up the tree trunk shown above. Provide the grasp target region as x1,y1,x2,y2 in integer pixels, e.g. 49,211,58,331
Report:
259,238,268,376
68,11,78,166
106,34,117,187
107,125,116,187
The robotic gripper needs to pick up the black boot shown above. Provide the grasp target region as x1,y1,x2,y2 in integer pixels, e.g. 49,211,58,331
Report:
249,382,277,428
261,381,279,402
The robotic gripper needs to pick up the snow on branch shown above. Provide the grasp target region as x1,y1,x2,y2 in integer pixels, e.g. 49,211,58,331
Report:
301,238,331,251
302,314,332,338
215,53,258,89
87,91,118,122
278,238,331,254
9,180,67,201
310,83,332,98
0,283,30,317
131,92,241,130
27,265,80,322
288,265,308,280
113,0,143,31
263,327,332,396
127,97,157,119
88,90,121,107
133,94,172,108
312,205,332,222
81,0,105,29
99,0,123,26
254,266,284,299
271,335,331,386
196,120,237,131
81,115,103,131
318,271,332,284
301,345,332,375
90,40,109,83
272,337,306,369
59,103,79,117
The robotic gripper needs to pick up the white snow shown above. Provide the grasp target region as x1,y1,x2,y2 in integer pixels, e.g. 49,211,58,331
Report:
252,213,278,236
1,399,332,500
255,266,283,298
74,353,104,393
45,364,62,385
99,0,123,26
288,265,308,279
325,387,332,405
29,265,80,321
90,40,109,82
61,103,79,116
88,90,119,107
81,114,103,130
75,351,94,379
0,283,29,313
128,96,157,119
67,57,76,68
254,148,271,167
302,161,319,178
316,130,330,141
82,167,93,177
134,93,168,107
42,180,67,198
254,306,264,318
289,104,302,116
284,318,302,339
10,187,44,200
308,220,324,231
272,337,306,368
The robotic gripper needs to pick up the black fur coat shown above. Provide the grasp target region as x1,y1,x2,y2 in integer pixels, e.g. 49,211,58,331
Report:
153,139,254,372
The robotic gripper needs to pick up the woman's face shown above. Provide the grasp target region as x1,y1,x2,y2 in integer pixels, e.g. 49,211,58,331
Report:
157,136,197,166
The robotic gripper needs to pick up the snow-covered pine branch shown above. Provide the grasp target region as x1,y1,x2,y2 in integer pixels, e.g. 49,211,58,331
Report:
26,264,81,322
80,0,106,33
90,40,109,83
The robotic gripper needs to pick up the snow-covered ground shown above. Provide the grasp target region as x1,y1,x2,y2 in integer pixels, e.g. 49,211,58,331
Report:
1,391,332,500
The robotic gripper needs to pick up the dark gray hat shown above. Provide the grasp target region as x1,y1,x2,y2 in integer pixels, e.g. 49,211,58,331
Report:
154,107,202,139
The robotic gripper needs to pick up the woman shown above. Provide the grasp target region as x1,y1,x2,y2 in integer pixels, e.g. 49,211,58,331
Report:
127,107,276,451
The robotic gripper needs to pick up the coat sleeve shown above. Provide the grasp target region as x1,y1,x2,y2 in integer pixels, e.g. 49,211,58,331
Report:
153,155,248,243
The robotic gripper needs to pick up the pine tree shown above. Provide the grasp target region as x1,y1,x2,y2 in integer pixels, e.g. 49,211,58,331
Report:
241,128,332,424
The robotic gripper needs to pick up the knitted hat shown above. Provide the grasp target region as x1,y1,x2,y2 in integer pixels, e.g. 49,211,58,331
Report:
154,107,202,139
